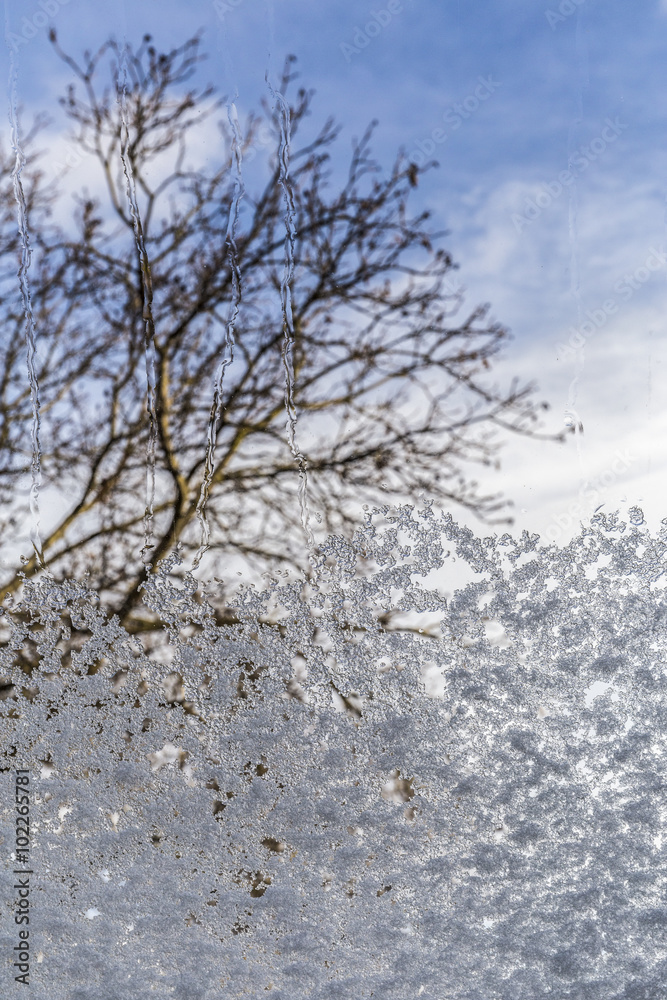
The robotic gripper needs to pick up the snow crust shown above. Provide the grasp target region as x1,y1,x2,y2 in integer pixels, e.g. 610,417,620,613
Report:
1,504,666,998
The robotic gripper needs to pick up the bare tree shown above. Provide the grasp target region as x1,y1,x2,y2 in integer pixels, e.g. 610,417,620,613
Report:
0,33,559,643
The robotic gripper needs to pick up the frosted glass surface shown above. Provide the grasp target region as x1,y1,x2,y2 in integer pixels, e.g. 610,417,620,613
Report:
3,509,667,996
1,3,665,996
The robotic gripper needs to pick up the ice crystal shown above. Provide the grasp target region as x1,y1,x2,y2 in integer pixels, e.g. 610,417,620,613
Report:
1,504,667,998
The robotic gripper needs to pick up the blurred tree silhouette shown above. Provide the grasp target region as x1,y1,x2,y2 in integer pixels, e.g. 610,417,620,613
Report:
0,33,560,644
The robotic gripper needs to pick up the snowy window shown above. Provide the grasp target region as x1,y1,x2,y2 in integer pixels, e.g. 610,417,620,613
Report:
0,3,663,997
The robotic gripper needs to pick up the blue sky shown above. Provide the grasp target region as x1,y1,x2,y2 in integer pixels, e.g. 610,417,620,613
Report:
3,0,667,544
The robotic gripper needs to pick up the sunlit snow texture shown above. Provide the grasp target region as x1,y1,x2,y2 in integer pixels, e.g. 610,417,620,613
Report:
1,504,666,998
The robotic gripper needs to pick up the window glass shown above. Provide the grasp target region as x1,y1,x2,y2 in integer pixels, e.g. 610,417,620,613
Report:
1,3,664,996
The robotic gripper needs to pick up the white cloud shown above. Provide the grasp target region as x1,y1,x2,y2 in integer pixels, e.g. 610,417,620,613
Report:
426,167,667,538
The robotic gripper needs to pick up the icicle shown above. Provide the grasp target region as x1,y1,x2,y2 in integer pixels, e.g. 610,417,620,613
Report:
6,42,44,569
193,100,244,570
266,77,316,564
117,51,158,565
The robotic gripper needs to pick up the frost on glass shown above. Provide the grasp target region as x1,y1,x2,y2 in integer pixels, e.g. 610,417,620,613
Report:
2,504,667,998
0,12,663,998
